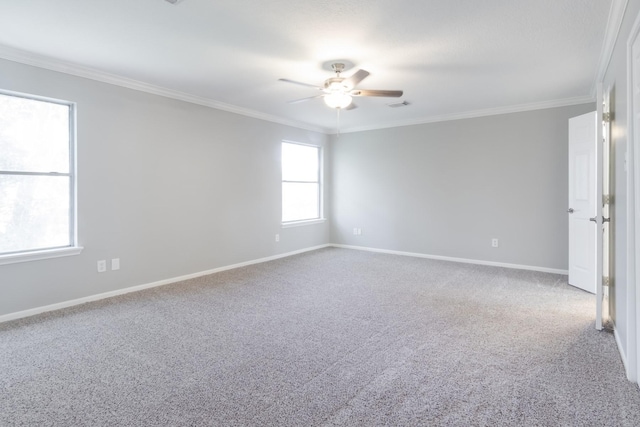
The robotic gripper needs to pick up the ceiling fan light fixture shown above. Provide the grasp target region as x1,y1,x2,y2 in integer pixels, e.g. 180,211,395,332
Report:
281,62,401,111
324,92,352,109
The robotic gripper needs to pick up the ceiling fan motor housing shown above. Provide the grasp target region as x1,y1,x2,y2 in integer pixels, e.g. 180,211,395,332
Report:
324,77,350,93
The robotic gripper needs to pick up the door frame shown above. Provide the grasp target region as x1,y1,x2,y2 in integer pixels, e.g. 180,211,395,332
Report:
625,10,639,383
602,85,613,328
596,84,604,331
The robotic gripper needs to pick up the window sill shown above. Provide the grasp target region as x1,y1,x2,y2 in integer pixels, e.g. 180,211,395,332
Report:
0,246,84,266
282,218,326,228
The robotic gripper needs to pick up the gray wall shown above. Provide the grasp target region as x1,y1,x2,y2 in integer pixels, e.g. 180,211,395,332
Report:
0,58,330,317
330,104,595,271
601,0,640,359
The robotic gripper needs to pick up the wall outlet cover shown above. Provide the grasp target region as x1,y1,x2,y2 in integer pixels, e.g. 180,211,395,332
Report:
97,260,107,273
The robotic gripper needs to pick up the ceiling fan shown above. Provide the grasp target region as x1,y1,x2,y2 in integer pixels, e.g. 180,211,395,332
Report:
279,63,403,110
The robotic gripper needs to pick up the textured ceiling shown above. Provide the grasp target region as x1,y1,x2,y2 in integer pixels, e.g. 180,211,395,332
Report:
0,0,614,133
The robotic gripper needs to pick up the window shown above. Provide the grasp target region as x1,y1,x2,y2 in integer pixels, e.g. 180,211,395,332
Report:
282,141,322,223
0,90,80,263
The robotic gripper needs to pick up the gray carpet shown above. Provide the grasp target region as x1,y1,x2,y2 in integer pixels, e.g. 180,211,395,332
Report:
1,247,639,426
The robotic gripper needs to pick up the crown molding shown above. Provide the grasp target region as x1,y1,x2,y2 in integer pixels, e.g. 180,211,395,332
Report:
593,0,629,95
0,45,327,134
338,95,596,134
0,44,596,136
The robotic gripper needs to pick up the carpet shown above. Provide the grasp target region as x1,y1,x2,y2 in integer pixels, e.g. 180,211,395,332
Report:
1,247,639,426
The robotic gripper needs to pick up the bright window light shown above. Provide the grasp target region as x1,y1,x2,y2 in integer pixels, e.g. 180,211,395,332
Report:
282,142,321,223
0,91,76,256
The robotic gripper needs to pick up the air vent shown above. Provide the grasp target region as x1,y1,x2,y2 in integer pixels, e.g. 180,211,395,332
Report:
387,100,410,108
165,0,184,4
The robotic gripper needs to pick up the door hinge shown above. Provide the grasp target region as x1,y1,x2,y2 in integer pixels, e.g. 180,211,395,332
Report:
603,112,612,123
604,276,611,286
603,194,611,205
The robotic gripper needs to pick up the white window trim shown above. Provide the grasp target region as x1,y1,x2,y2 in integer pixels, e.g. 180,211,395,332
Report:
0,89,81,264
281,140,324,225
281,218,326,228
0,246,83,266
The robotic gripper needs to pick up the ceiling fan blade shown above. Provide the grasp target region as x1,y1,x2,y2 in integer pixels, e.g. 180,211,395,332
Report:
287,94,324,104
344,103,358,111
350,89,403,97
342,69,370,89
278,78,322,90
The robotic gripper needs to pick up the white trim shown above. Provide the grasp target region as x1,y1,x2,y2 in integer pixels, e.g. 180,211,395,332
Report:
281,139,322,148
627,5,640,384
0,87,74,106
282,219,326,228
281,141,324,225
0,45,597,136
636,101,640,389
596,84,604,331
71,99,79,250
0,45,325,134
615,326,630,376
0,89,80,265
0,244,330,324
0,246,83,266
330,244,569,275
339,96,595,134
636,57,640,397
593,0,629,96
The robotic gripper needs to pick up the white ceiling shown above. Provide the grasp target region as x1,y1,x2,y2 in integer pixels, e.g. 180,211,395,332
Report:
0,0,616,133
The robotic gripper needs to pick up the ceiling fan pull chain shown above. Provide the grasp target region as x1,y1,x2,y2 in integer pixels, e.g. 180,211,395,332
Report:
336,108,341,138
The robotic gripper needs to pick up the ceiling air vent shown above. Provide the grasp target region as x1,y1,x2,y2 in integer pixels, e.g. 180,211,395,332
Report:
387,100,410,108
165,0,185,4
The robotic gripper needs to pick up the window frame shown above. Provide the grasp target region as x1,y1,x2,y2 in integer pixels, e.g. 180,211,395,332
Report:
0,89,82,265
281,140,325,227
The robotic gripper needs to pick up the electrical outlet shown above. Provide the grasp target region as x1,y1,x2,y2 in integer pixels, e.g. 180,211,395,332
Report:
275,234,280,242
492,238,499,248
111,258,120,271
97,260,107,273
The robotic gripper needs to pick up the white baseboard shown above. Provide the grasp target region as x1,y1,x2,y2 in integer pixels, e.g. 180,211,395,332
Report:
0,243,568,324
330,244,569,275
0,244,331,324
614,326,630,377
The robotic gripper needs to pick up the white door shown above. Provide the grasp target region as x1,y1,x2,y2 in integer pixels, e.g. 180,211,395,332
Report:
568,111,597,294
